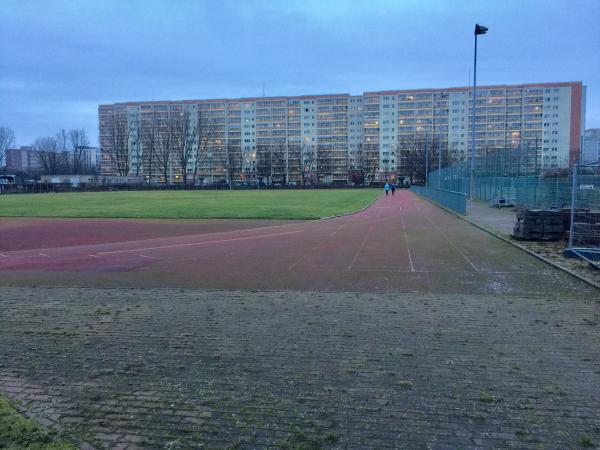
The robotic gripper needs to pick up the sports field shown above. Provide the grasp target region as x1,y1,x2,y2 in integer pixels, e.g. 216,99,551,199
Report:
0,190,598,449
0,189,380,220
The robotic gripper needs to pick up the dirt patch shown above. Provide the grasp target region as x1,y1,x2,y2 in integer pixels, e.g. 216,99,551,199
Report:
513,238,600,286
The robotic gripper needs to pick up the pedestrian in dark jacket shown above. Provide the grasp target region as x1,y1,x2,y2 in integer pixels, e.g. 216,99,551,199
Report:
391,184,396,196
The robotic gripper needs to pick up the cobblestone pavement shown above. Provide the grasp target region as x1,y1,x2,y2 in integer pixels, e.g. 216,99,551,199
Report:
1,287,599,449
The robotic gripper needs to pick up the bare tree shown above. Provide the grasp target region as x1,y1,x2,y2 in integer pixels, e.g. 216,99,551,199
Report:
55,129,71,173
34,137,64,175
396,134,449,184
192,111,215,186
293,143,315,186
224,139,242,187
129,116,144,177
105,113,130,176
156,115,173,185
287,144,303,185
316,144,333,184
256,144,273,186
353,142,379,186
171,109,198,187
141,115,158,184
68,128,90,174
0,126,16,172
270,143,287,184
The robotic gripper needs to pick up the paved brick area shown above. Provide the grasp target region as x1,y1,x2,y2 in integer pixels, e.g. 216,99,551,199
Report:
1,191,598,448
1,287,599,449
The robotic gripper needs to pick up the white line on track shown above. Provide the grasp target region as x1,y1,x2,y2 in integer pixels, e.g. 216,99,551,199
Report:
0,253,7,258
287,225,345,271
39,253,49,257
399,206,415,272
328,224,344,237
89,254,101,258
417,204,480,272
293,267,517,273
92,230,304,256
347,227,370,271
139,254,155,259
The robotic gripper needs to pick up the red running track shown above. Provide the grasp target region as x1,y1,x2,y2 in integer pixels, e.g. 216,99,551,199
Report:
0,190,591,295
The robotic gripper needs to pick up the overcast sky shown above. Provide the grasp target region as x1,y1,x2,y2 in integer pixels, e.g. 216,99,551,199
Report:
1,0,599,146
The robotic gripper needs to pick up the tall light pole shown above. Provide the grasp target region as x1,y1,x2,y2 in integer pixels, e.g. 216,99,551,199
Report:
470,23,488,199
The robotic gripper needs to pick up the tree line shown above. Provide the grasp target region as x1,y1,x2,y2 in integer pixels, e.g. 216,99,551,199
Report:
104,110,386,186
1,125,97,177
33,128,95,175
2,119,458,185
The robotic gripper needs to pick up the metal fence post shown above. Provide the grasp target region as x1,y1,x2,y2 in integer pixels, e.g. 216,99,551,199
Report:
568,164,577,249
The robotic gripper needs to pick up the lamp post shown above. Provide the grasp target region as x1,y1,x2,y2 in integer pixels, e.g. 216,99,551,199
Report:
470,23,488,199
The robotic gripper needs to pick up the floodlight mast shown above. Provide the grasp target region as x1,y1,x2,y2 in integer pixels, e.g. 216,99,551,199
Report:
470,24,488,199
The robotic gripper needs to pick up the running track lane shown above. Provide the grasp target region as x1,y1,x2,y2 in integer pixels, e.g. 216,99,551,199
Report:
0,190,593,296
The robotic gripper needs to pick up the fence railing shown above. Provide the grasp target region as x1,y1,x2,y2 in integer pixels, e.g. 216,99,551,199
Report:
411,185,467,215
427,161,600,264
428,164,600,211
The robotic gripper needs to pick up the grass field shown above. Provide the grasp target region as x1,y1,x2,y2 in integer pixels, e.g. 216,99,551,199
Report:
0,395,74,449
0,189,380,220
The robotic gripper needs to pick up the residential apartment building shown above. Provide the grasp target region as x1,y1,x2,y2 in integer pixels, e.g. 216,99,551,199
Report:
5,146,41,172
582,129,600,164
76,146,101,171
99,81,586,183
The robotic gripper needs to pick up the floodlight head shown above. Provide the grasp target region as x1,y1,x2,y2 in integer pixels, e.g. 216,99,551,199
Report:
475,24,488,35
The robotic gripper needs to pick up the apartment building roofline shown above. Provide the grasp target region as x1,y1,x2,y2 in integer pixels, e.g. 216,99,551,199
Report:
364,81,583,96
99,81,584,110
99,93,351,109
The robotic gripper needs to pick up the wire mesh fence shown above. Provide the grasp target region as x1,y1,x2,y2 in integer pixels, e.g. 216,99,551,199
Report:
429,165,580,209
567,162,600,264
427,157,600,265
410,185,467,215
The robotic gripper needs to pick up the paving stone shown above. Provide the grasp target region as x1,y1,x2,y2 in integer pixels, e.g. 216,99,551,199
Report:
0,286,598,449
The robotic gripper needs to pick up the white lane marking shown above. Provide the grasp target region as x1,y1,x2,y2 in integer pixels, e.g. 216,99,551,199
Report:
417,204,480,272
139,254,155,259
39,253,49,257
93,230,303,256
347,227,370,271
288,226,345,271
89,254,101,258
329,224,344,237
0,253,7,258
293,267,517,273
399,206,415,272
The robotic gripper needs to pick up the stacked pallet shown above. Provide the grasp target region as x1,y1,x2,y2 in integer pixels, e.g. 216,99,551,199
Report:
512,209,565,241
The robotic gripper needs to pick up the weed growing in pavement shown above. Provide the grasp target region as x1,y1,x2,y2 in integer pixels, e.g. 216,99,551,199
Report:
398,380,414,390
479,391,494,403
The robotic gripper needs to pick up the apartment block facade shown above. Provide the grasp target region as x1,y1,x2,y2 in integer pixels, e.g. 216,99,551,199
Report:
99,81,586,184
5,146,40,172
582,129,600,164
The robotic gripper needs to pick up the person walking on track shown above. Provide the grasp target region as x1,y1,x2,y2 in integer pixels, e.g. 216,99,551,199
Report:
391,184,396,196
384,182,390,196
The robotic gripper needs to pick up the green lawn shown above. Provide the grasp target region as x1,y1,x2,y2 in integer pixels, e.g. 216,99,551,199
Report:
0,189,380,220
0,395,75,449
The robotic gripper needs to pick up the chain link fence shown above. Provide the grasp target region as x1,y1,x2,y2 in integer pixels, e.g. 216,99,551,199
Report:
426,154,600,266
567,162,600,265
